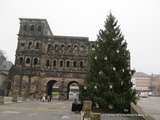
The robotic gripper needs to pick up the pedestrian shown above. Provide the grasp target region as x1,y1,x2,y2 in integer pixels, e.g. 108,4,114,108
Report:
42,95,46,102
49,95,52,102
47,95,50,102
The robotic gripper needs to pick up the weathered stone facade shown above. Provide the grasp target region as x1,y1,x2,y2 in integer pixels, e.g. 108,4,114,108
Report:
10,18,95,99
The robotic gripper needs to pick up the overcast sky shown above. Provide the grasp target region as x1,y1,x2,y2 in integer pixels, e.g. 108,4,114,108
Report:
0,0,160,74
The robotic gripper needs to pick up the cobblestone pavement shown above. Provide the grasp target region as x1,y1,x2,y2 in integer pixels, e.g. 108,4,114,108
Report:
0,100,143,120
138,97,160,120
102,114,143,120
0,100,80,120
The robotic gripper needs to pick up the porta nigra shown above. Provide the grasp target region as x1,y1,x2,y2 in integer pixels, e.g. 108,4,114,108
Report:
9,18,95,100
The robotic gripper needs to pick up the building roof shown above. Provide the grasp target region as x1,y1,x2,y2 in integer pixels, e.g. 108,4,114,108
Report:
19,18,47,21
53,35,89,41
133,72,150,77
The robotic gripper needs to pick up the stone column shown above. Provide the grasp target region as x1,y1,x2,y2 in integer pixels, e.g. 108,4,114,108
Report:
18,75,23,96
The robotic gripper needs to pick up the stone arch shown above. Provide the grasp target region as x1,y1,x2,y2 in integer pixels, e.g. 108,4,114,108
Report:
46,80,57,96
67,81,80,99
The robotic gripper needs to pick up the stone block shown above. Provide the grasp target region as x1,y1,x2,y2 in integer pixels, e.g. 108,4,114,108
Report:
0,96,13,104
83,100,92,112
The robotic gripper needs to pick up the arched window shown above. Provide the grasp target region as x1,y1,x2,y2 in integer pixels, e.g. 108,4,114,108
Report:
68,45,71,48
26,58,31,64
91,45,95,48
60,60,63,67
33,58,38,65
20,42,25,47
19,57,23,64
80,45,85,51
38,25,41,32
67,45,71,52
53,60,56,67
55,44,58,50
74,45,78,49
66,61,70,67
30,25,34,31
23,25,27,31
46,60,50,67
73,61,77,67
35,42,40,49
80,61,83,68
28,42,32,49
73,45,78,53
61,44,64,48
47,44,51,51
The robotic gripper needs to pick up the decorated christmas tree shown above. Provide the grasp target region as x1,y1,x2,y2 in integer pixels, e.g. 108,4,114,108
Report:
80,13,137,113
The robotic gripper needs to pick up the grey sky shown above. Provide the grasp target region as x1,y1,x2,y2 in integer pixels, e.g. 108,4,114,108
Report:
0,0,160,74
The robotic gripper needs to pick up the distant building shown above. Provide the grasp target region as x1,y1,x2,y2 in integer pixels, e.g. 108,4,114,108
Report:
0,51,13,96
9,18,95,99
132,72,160,96
150,74,160,96
132,72,151,96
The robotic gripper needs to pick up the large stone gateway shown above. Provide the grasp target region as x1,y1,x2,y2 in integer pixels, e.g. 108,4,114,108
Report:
9,18,95,100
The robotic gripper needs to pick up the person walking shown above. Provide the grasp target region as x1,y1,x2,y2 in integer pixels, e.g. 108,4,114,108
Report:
42,95,46,102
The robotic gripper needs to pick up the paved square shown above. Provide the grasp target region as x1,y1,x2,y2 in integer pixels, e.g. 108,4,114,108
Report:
0,100,144,120
0,100,80,120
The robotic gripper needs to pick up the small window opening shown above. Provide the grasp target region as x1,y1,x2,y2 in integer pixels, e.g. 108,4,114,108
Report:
48,44,51,50
73,61,77,67
23,25,27,31
35,42,40,49
80,61,83,68
21,43,25,47
46,60,50,67
28,42,32,48
60,61,63,67
31,25,34,31
38,26,41,32
26,58,30,64
34,58,38,65
53,60,56,67
55,44,58,50
19,57,23,64
67,61,70,67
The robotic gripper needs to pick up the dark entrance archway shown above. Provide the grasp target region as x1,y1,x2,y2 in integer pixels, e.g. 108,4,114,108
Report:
67,81,79,100
46,80,57,96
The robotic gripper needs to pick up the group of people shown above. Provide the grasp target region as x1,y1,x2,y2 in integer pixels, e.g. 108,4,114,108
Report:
41,95,52,102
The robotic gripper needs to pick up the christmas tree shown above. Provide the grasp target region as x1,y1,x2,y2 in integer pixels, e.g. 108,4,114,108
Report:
80,13,137,113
